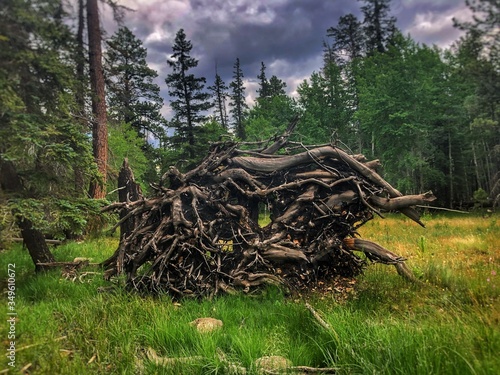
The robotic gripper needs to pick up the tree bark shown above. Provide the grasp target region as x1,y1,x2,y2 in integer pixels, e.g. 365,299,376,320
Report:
76,0,86,115
103,134,431,296
368,191,436,211
18,218,56,272
87,0,108,199
448,133,453,207
230,145,425,226
0,159,56,271
73,0,87,194
118,158,142,241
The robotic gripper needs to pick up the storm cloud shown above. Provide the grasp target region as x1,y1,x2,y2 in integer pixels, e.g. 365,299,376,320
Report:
101,0,469,118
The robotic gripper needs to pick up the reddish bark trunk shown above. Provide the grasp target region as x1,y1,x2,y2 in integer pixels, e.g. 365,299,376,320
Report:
87,0,108,199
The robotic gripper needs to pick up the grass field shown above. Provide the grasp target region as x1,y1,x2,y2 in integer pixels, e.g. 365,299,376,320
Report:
0,212,499,374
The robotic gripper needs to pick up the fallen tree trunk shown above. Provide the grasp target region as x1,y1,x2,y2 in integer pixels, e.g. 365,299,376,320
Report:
12,238,62,245
103,124,435,297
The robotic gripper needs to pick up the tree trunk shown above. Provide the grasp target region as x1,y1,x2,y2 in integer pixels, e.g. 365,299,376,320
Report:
371,130,375,157
87,0,108,199
472,141,482,190
18,218,56,272
0,159,56,271
483,141,493,191
73,0,87,194
449,132,454,207
118,158,142,241
76,0,86,115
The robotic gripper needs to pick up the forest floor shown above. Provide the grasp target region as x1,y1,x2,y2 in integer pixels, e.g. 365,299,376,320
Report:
0,212,499,374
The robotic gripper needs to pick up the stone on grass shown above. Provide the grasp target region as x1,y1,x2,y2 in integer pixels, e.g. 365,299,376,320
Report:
189,318,223,333
254,356,292,373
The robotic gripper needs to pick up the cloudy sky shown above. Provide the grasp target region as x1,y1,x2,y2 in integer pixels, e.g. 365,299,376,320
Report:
101,0,471,119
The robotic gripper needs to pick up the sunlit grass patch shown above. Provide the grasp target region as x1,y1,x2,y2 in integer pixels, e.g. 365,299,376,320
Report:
358,213,499,305
217,239,234,252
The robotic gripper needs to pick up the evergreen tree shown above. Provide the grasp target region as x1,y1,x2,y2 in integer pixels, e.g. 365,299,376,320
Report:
268,75,287,97
256,62,270,100
355,34,465,200
448,30,500,204
208,66,229,129
165,29,212,159
297,64,352,146
246,71,293,143
106,27,166,140
0,0,98,266
229,58,248,139
245,96,298,143
326,13,364,63
325,13,365,150
454,0,499,69
359,0,397,55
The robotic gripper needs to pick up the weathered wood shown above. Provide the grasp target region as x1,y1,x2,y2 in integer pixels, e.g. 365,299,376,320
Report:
343,237,417,282
36,259,100,268
118,158,143,240
103,130,429,296
260,115,299,154
364,159,382,171
369,191,436,211
12,238,62,245
18,218,57,272
343,238,406,264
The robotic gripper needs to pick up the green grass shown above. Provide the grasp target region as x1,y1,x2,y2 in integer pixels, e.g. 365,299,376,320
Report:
0,213,499,374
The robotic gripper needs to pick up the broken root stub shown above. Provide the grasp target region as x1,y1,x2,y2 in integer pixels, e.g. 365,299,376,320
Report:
103,130,435,297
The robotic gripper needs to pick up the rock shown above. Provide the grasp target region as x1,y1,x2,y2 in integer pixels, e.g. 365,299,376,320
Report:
254,355,291,373
189,318,223,333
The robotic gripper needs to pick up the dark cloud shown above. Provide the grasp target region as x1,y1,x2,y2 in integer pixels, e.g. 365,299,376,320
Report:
103,0,468,118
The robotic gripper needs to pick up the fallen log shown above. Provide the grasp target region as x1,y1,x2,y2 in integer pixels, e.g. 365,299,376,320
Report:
12,238,62,245
103,121,434,297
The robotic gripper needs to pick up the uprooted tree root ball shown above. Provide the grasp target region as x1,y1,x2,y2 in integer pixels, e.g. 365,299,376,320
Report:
102,122,435,298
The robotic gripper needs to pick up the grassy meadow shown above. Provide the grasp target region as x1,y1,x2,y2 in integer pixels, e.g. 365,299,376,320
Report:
0,212,499,374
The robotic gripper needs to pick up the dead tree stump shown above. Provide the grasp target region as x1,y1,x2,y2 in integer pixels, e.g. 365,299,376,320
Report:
117,158,143,241
102,126,435,297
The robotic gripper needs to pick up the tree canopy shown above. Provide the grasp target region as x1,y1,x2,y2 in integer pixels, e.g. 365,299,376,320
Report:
106,27,166,141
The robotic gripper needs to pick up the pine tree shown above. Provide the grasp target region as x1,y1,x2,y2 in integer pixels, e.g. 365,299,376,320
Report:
165,29,211,157
450,23,500,203
106,27,165,140
256,61,270,100
453,0,499,68
208,66,229,129
325,13,364,151
0,0,97,268
359,0,397,55
229,58,248,139
326,13,364,63
268,75,287,97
